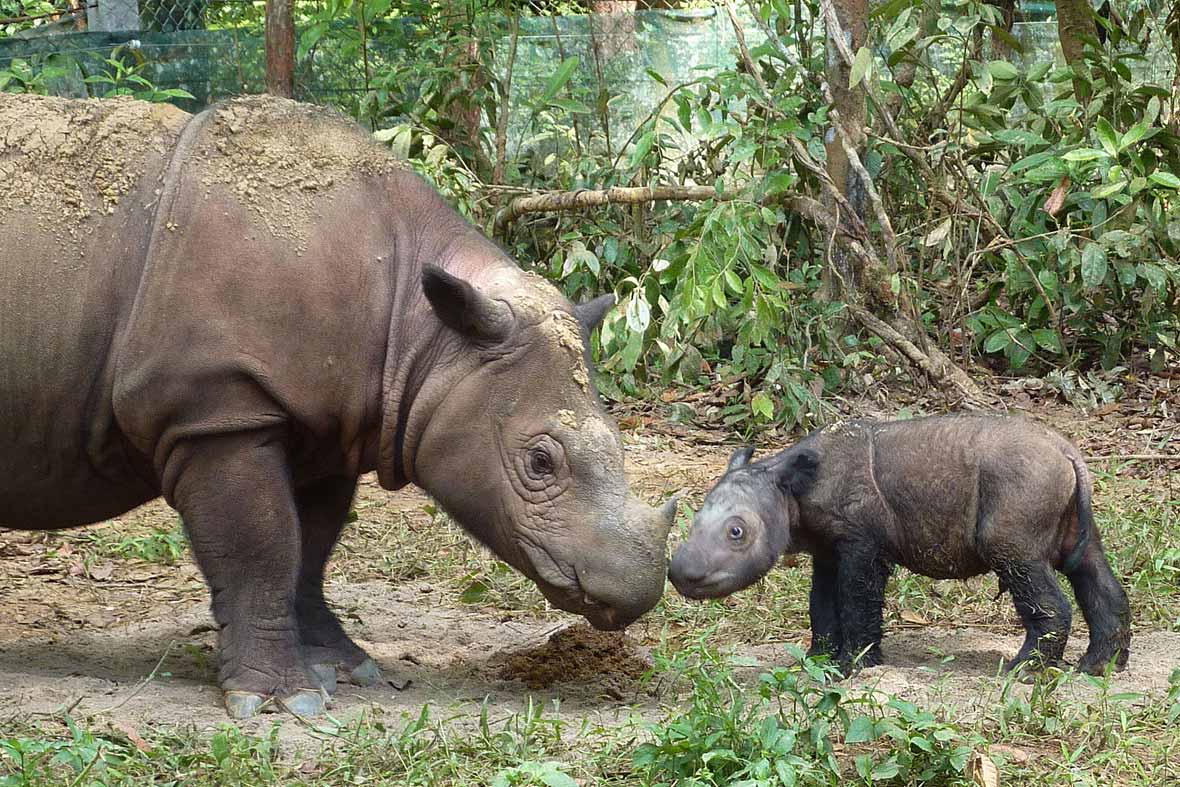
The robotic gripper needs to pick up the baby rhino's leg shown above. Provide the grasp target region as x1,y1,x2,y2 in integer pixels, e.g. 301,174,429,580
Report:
835,535,891,672
1065,534,1131,674
807,554,842,659
995,560,1072,671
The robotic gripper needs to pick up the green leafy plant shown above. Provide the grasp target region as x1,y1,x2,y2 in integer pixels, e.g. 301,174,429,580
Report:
83,45,195,102
634,640,981,786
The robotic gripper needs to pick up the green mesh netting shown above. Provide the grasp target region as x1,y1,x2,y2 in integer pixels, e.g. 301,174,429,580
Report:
1,6,1172,144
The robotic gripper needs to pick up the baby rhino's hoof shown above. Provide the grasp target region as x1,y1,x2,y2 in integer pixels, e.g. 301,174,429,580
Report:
223,688,327,719
1077,650,1130,676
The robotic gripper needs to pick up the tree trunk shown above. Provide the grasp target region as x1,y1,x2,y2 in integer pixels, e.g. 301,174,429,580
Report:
988,0,1017,58
590,1,639,61
265,0,294,98
437,1,494,177
1054,0,1093,66
820,0,868,302
86,0,139,32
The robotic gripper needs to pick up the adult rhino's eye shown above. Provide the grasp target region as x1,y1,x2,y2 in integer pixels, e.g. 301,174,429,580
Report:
529,447,555,476
728,523,744,540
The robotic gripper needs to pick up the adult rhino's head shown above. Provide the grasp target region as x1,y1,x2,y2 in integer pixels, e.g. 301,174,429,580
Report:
386,262,676,630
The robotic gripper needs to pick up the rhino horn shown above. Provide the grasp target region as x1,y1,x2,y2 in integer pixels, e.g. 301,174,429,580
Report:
655,491,682,540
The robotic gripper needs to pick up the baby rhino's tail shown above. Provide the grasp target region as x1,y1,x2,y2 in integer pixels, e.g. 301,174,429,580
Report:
1061,450,1092,575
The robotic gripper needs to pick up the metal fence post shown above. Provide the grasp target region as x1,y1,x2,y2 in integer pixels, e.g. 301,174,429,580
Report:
85,0,141,32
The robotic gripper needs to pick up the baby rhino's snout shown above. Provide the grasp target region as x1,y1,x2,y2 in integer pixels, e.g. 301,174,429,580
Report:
668,542,715,599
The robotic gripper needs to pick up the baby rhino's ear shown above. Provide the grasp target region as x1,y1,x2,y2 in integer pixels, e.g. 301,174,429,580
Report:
776,448,818,497
726,446,755,472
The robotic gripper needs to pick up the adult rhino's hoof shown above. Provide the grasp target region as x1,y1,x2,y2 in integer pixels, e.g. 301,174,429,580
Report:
275,688,327,717
348,658,382,687
224,691,269,719
310,662,338,694
224,687,327,719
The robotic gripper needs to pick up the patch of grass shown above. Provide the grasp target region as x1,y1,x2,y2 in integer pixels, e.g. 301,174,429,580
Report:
38,516,190,569
336,502,552,618
3,655,1179,786
0,702,621,787
983,665,1180,785
83,522,189,566
634,639,982,786
1093,472,1180,631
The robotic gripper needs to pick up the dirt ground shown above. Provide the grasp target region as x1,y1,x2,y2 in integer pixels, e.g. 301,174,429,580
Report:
1,396,1177,746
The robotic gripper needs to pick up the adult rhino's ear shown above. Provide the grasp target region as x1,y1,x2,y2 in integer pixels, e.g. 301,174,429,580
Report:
574,293,616,333
422,265,513,342
727,446,755,472
775,448,818,497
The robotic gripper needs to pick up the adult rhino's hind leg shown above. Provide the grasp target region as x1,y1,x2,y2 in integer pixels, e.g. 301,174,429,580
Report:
1066,536,1131,674
295,476,383,692
169,430,325,719
996,560,1072,673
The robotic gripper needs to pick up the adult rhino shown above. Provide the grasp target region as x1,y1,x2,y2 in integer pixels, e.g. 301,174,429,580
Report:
0,94,675,718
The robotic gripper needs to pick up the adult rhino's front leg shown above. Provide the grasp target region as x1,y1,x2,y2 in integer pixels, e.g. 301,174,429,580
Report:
294,476,383,691
168,430,325,719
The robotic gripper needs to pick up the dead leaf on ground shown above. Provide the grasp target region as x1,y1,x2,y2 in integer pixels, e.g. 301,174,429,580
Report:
900,610,930,625
88,563,114,581
989,744,1029,764
110,720,150,753
970,751,1000,787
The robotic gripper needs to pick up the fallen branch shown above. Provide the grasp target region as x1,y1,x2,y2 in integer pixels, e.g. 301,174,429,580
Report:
88,641,175,716
493,183,861,244
848,305,989,403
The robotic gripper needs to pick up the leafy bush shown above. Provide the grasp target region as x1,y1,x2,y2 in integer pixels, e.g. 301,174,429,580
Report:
943,12,1180,372
634,641,980,786
6,0,1179,422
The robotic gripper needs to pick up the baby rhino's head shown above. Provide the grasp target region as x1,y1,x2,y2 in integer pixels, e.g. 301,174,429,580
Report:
669,446,818,600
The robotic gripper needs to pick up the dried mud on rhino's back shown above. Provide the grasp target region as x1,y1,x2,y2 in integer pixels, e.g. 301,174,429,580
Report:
192,95,407,253
0,94,189,252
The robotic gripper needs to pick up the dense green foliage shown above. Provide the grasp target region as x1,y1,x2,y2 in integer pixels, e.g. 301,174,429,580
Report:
3,1,1178,426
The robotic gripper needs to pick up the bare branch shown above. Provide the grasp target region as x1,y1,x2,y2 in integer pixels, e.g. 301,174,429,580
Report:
724,0,770,96
493,183,857,241
822,87,900,275
848,306,991,403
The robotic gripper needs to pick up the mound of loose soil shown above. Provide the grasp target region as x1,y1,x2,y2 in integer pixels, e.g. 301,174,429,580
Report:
492,623,651,695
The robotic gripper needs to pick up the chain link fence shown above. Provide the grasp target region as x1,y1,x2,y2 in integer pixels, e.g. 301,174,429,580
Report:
1,2,1174,141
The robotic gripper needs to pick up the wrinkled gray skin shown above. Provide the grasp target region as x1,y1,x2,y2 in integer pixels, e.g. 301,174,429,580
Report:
670,415,1131,676
0,94,675,719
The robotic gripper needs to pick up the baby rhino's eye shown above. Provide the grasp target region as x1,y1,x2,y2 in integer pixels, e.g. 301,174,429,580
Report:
727,523,744,540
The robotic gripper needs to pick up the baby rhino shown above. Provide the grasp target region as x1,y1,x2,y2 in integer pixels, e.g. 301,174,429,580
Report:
669,415,1131,676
